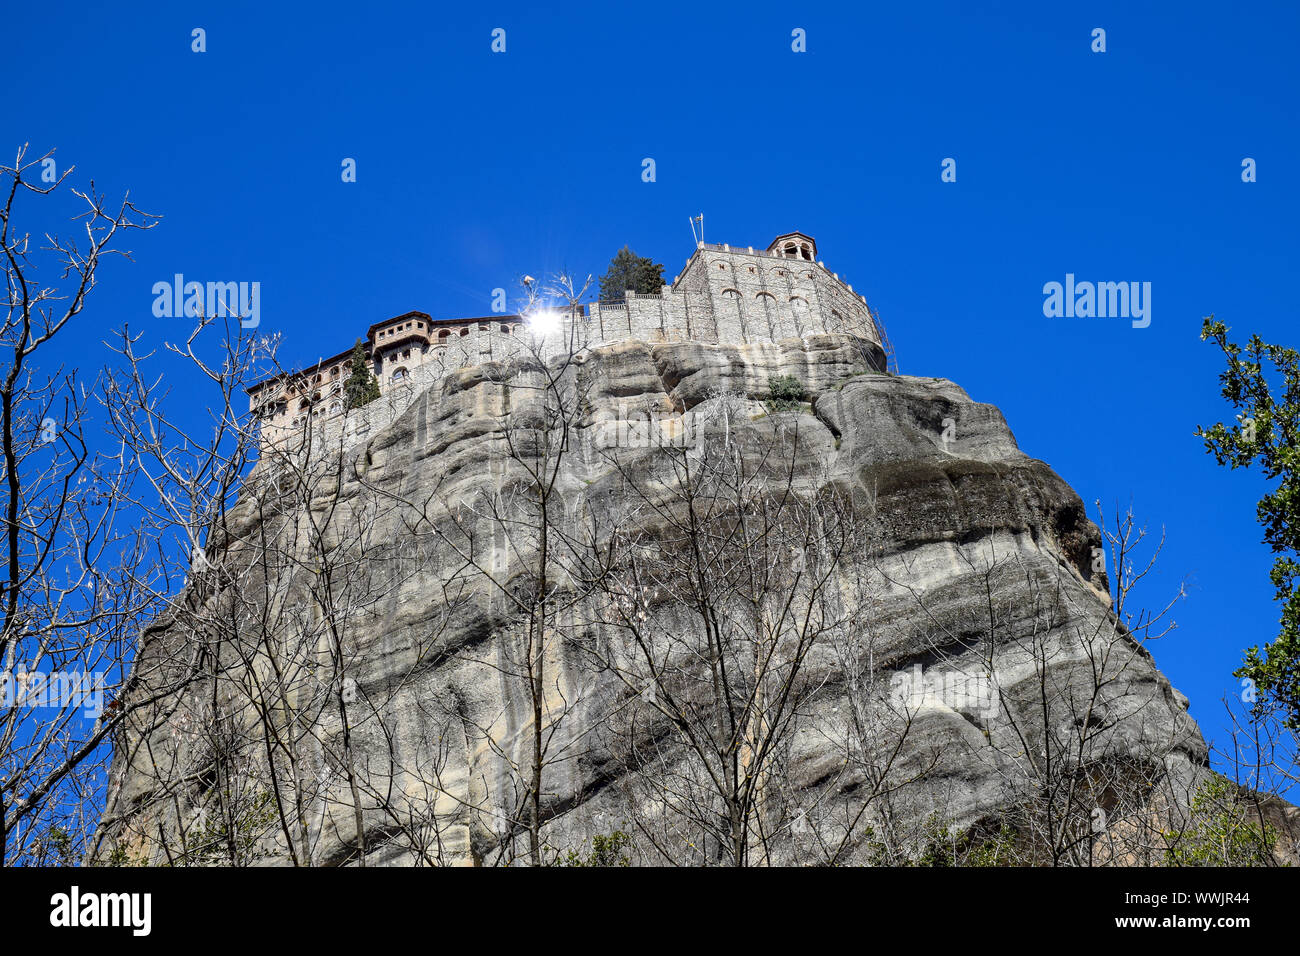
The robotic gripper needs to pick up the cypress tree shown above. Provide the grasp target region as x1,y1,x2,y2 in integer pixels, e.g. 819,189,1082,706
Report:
598,247,666,302
343,338,380,409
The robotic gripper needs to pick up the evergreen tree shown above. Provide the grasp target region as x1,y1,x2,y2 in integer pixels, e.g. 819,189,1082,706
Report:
598,246,665,302
343,338,380,410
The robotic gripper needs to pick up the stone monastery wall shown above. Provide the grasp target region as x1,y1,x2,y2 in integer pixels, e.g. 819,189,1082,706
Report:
248,233,886,452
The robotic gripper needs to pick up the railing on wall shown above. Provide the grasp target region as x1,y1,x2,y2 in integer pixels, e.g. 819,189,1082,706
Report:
868,306,899,375
590,294,663,309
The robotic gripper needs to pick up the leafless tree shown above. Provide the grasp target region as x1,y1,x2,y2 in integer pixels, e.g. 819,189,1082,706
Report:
876,501,1199,866
572,393,910,865
0,144,169,865
338,273,602,865
93,336,483,865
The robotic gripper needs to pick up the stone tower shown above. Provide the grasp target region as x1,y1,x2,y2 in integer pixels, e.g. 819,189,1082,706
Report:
247,232,887,448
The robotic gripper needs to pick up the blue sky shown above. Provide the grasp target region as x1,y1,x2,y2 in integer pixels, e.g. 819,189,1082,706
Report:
8,1,1299,778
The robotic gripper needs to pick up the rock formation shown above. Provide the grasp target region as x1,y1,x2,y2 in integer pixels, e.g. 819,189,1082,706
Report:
96,333,1209,866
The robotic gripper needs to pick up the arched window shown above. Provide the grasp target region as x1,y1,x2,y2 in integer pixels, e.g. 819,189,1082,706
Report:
329,401,342,414
459,327,470,337
500,323,512,334
392,367,407,382
784,242,798,257
800,243,812,261
721,288,742,300
438,328,450,340
756,291,777,301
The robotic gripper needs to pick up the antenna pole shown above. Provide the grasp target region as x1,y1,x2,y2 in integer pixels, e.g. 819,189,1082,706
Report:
689,213,705,247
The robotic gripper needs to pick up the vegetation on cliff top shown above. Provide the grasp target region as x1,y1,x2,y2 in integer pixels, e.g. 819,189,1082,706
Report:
598,246,665,302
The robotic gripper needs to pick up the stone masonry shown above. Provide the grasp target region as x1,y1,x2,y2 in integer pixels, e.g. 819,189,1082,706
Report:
246,232,889,450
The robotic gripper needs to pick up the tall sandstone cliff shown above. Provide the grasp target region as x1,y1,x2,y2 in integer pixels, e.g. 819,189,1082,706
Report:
97,334,1208,865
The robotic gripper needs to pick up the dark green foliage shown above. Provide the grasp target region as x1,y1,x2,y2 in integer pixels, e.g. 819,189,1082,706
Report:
556,830,633,867
343,338,380,410
861,814,1016,866
103,843,148,867
177,791,279,867
44,826,78,866
1197,316,1300,725
598,247,665,303
1164,776,1279,866
766,374,805,411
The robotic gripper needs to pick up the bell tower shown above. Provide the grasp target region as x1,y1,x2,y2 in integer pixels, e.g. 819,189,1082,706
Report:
766,231,817,262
